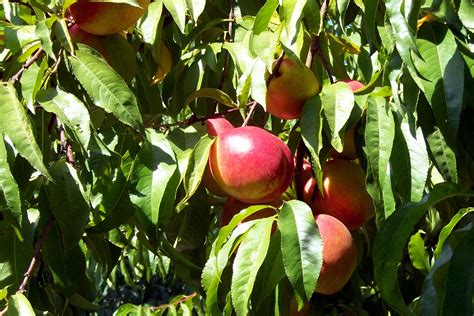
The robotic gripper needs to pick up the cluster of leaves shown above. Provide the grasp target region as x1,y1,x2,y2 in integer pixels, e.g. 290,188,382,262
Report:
1,0,474,315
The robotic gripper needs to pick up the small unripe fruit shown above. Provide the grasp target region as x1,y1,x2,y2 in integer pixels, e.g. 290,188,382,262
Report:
209,126,293,203
312,159,374,230
266,57,320,119
315,214,357,295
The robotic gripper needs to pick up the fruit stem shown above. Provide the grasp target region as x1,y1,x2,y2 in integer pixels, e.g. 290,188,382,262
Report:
241,100,258,127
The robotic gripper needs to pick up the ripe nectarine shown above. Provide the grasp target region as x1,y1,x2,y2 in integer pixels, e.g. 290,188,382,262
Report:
312,159,374,230
69,0,150,35
209,126,293,203
315,214,357,295
266,57,320,119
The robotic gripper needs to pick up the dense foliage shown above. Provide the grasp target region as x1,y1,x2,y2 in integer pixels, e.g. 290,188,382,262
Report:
1,0,474,315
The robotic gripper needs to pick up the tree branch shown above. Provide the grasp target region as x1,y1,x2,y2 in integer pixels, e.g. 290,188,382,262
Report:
154,108,241,129
150,292,197,311
0,216,57,315
10,48,44,83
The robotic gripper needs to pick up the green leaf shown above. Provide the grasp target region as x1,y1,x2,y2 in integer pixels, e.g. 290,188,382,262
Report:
184,88,237,108
303,0,321,35
434,207,474,259
178,136,214,209
35,19,54,60
253,0,279,34
6,293,35,316
362,0,379,46
0,82,52,180
0,135,22,231
365,95,396,219
427,128,457,184
385,0,419,77
138,1,164,45
20,57,48,113
250,58,267,108
399,119,429,202
163,0,187,33
202,221,256,315
88,166,136,233
421,222,474,316
0,223,32,291
48,161,90,251
130,129,179,240
185,0,206,22
53,18,74,53
300,95,323,187
414,23,464,146
321,82,355,152
252,232,286,307
36,87,92,150
408,231,430,275
231,218,273,316
69,49,143,131
458,0,474,31
279,200,322,302
282,0,306,44
43,226,86,297
373,183,474,315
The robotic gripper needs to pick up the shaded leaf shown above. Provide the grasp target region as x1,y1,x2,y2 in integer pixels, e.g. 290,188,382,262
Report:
373,183,474,315
0,83,51,180
6,293,35,316
48,161,90,251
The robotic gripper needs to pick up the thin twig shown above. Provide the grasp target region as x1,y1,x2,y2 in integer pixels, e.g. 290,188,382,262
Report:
241,101,258,127
150,292,197,311
155,108,240,129
17,216,56,294
10,48,44,83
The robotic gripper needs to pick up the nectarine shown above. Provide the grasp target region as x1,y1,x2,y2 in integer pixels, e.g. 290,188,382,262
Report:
266,57,320,119
69,0,150,35
312,159,374,230
315,214,357,295
209,126,293,203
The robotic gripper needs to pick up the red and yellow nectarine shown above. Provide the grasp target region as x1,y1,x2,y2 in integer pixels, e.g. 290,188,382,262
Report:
209,126,293,203
266,57,320,119
69,0,150,35
315,214,357,295
312,159,374,230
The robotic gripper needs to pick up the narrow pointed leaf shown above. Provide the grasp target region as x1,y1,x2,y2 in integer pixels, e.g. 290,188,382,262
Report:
365,95,396,218
300,95,323,186
163,0,187,33
130,129,179,237
434,207,474,259
69,49,143,131
48,161,90,251
0,135,22,230
282,0,306,43
7,293,35,316
202,221,256,315
36,88,92,149
231,218,273,316
414,23,464,145
279,200,322,302
178,136,214,209
0,83,51,180
321,82,355,152
427,127,457,184
408,231,430,275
